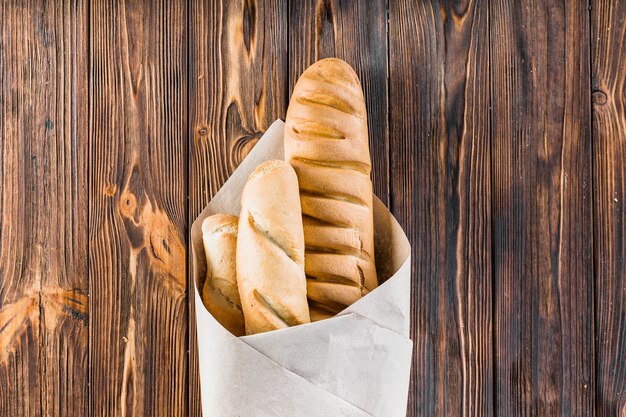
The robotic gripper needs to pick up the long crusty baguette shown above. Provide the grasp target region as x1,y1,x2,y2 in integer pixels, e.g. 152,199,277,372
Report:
237,160,310,335
201,214,245,336
284,58,377,319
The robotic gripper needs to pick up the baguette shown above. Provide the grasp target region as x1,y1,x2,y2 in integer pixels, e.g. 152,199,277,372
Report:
237,160,310,335
285,58,377,318
201,214,245,336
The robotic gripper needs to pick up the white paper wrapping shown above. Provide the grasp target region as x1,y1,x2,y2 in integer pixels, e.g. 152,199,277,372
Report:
191,120,413,417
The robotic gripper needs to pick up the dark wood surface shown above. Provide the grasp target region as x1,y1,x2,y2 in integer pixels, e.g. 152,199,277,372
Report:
592,0,626,415
89,1,188,416
0,1,88,416
1,0,625,416
389,1,493,415
491,1,595,415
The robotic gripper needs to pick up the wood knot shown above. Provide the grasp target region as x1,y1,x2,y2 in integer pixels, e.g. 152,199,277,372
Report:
197,127,208,137
0,295,39,361
242,0,257,53
315,0,335,51
105,184,117,196
145,209,186,290
232,133,261,166
120,192,137,217
0,289,88,361
592,90,608,105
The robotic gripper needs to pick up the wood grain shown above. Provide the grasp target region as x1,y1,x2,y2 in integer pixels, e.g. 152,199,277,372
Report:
89,0,188,416
591,0,626,415
3,1,626,415
389,0,493,415
490,0,595,415
288,0,389,204
188,0,287,415
0,1,88,416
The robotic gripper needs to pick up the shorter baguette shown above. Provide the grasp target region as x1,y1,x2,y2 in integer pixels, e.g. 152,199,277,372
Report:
201,214,245,336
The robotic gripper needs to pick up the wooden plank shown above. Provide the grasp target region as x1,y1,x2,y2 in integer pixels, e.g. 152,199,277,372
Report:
288,0,388,204
0,1,88,416
388,1,492,415
591,0,626,415
188,0,287,415
490,0,594,415
89,1,188,416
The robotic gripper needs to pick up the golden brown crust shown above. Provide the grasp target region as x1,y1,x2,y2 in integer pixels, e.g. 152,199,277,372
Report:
237,160,310,335
285,58,378,319
201,214,245,336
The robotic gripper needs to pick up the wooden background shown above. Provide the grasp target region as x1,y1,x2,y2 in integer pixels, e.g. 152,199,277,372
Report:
0,0,625,416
